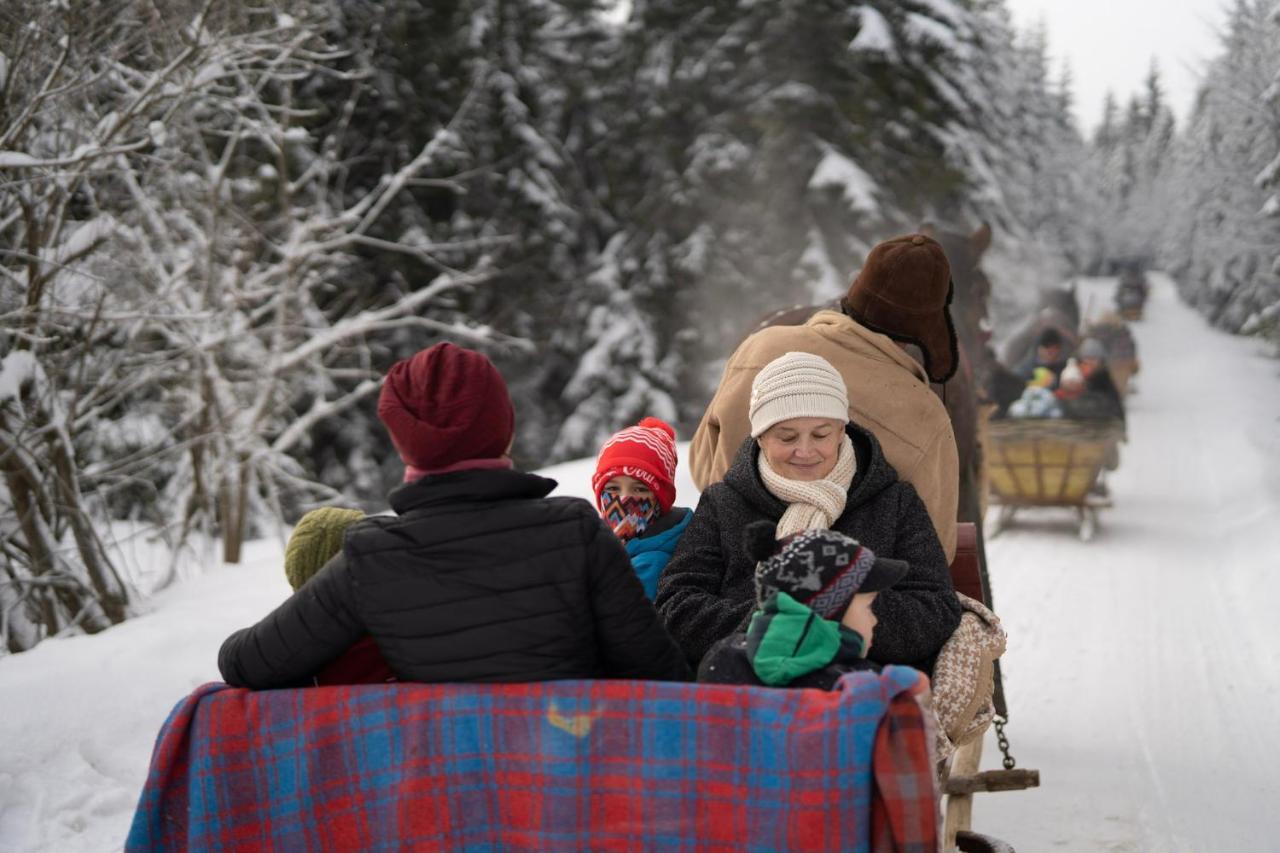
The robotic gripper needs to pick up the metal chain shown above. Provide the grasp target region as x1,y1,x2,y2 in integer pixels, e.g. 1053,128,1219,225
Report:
993,714,1016,770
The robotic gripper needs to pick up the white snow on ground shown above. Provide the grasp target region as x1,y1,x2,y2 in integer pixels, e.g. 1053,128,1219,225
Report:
977,273,1280,851
0,538,295,853
1,273,1278,851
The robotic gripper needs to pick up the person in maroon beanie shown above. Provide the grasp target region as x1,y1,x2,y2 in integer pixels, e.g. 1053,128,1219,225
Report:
219,342,690,688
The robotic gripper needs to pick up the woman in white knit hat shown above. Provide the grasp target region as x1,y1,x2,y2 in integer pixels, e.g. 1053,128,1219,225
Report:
654,351,961,675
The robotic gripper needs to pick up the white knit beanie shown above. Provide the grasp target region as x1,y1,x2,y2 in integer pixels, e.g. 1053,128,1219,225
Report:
749,352,850,437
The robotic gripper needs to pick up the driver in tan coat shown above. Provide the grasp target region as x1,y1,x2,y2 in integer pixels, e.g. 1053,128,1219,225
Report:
689,233,961,562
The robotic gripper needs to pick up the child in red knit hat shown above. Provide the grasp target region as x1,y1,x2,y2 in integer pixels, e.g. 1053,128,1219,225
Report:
592,417,693,599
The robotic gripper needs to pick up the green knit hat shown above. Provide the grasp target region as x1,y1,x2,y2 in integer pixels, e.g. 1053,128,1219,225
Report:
284,507,364,591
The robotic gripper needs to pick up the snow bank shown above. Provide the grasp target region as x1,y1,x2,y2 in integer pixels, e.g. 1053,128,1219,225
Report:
0,539,293,853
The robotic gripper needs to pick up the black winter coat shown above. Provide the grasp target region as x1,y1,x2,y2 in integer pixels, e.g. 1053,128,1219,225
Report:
1061,368,1125,422
219,469,691,688
654,423,961,672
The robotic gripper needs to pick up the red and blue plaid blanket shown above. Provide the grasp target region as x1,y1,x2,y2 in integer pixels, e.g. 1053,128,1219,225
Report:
127,667,935,852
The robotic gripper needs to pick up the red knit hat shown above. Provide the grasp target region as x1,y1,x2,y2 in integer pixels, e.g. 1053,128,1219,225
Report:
377,343,515,472
591,417,678,514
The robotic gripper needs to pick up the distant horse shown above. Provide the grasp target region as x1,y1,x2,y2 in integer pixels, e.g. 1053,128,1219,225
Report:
998,283,1082,376
742,223,997,527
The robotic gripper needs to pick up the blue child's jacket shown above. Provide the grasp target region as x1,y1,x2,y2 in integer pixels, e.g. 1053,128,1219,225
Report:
626,508,693,599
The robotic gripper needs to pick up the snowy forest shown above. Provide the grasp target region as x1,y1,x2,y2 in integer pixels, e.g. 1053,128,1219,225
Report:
1,0,1277,655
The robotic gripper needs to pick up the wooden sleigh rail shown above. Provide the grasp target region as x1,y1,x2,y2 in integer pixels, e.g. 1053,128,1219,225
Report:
943,523,1041,850
945,768,1042,795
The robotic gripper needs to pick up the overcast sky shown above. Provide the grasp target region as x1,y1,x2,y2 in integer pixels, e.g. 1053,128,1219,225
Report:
1004,0,1232,135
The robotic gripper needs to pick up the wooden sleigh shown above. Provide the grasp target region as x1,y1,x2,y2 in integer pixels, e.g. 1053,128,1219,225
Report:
126,523,1029,852
985,418,1126,541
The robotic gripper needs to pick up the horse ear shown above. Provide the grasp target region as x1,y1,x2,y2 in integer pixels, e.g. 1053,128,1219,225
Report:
970,222,992,257
918,221,936,237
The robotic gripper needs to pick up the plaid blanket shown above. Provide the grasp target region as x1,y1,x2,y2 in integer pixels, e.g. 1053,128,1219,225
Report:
127,667,935,852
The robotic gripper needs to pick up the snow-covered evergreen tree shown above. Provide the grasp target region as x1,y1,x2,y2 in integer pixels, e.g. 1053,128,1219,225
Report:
1079,60,1177,274
964,7,1091,326
321,0,615,465
1158,0,1280,346
558,0,1012,456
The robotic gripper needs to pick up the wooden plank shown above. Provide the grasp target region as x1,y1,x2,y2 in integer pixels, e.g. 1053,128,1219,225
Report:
944,768,1042,795
949,523,984,605
943,737,984,848
1062,439,1077,501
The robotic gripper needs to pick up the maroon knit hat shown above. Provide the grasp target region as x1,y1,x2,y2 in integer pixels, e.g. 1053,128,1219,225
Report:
377,343,515,471
843,233,959,383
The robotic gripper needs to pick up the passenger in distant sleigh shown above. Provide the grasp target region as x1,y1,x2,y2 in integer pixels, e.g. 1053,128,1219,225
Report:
1004,337,1126,423
218,342,690,689
1014,326,1070,386
1055,337,1125,422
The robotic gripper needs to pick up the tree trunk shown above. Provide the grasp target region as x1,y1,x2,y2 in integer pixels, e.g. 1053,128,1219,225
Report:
0,460,61,638
0,402,127,649
49,429,129,623
0,560,44,653
220,456,252,565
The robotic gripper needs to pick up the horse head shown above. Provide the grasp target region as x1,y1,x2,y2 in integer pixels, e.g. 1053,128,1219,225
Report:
1036,282,1081,333
919,221,994,362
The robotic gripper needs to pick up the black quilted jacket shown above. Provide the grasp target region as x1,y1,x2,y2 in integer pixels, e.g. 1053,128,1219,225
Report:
219,469,691,688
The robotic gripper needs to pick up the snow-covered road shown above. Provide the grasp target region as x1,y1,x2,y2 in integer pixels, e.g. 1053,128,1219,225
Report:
978,273,1280,851
0,273,1277,852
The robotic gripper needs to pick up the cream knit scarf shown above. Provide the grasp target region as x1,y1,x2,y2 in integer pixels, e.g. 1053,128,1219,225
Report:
757,435,857,538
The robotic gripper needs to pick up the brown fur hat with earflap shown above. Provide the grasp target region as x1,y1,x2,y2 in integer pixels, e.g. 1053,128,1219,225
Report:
842,233,959,383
